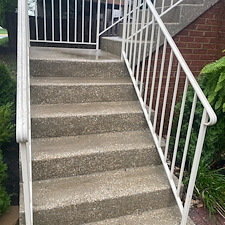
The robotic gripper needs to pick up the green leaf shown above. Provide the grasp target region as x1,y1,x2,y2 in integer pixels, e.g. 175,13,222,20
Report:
215,97,222,110
208,92,216,103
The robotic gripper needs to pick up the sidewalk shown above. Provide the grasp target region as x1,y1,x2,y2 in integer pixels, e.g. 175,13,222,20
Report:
0,34,8,39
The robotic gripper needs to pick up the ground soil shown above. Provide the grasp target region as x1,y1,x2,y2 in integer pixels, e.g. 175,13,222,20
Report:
190,207,225,225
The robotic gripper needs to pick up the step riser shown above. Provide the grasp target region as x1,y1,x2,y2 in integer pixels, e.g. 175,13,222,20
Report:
118,23,153,40
30,60,129,78
137,7,180,24
31,113,148,138
101,38,151,58
101,38,122,57
31,84,137,104
21,189,175,225
32,147,161,181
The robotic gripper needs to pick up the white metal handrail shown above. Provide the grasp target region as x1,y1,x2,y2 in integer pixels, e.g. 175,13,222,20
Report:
29,0,182,48
17,0,33,225
29,0,125,48
121,0,217,224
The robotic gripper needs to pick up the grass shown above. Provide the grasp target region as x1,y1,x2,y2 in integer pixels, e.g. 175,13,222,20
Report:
0,29,8,35
0,37,9,48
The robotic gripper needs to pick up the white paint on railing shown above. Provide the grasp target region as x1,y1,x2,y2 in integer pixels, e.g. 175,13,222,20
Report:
31,0,126,46
17,0,33,224
122,0,217,224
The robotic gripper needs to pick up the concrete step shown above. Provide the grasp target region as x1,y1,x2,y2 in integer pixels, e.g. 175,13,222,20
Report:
32,130,161,181
30,47,128,78
101,0,220,56
31,101,148,138
20,166,176,225
101,36,153,58
85,206,195,225
30,77,137,105
101,36,124,57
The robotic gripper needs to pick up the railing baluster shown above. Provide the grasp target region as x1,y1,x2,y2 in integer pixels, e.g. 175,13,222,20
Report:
35,0,39,40
135,0,147,87
164,63,181,159
148,24,161,119
153,38,167,131
59,0,62,41
51,0,54,41
177,92,197,196
43,0,47,40
125,1,132,57
158,49,173,146
111,0,115,31
129,0,138,68
104,0,108,30
67,0,70,42
161,0,165,13
140,8,150,96
89,0,93,43
143,16,155,105
121,0,128,59
74,0,77,42
96,0,101,49
82,0,85,42
181,109,209,225
170,77,189,177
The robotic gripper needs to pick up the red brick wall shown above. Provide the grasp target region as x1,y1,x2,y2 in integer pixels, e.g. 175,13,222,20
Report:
173,0,225,77
140,0,225,134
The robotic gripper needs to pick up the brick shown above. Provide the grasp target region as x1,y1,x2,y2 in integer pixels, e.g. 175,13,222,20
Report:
179,36,195,42
189,30,205,37
190,60,205,66
194,37,210,43
204,31,219,37
196,25,212,31
193,49,207,54
186,43,202,48
195,18,207,25
202,43,217,50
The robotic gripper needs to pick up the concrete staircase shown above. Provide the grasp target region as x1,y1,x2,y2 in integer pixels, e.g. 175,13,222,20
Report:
101,0,220,56
19,47,195,224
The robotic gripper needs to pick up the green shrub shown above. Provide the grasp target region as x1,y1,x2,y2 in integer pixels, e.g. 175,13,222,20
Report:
0,62,16,107
0,151,10,216
171,55,225,217
0,103,14,144
0,62,16,215
0,0,17,28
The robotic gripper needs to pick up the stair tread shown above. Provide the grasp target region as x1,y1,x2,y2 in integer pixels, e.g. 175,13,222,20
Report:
30,47,121,62
32,130,155,161
102,36,151,43
85,206,195,225
31,77,133,86
31,101,142,118
24,165,171,211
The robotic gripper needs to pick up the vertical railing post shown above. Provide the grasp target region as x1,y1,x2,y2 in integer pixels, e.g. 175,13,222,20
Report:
121,0,128,59
96,0,101,50
181,109,208,225
17,0,33,224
